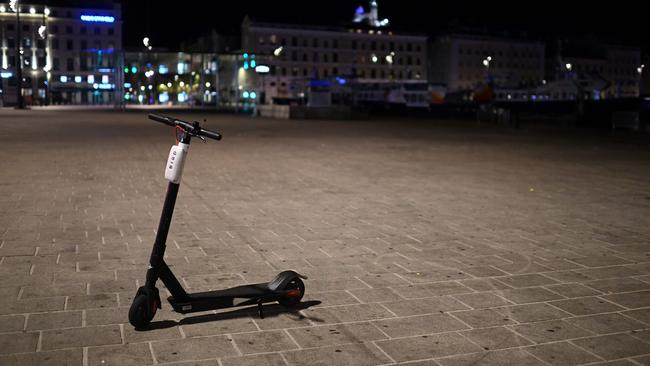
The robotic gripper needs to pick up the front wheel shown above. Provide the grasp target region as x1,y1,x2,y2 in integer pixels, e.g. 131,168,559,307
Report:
278,277,305,307
129,294,157,328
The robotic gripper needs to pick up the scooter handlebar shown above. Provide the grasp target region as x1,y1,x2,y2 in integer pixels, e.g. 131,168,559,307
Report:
148,113,222,141
199,129,222,141
148,113,177,127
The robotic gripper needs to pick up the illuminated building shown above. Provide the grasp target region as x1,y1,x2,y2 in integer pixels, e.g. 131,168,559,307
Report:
241,15,427,102
122,51,259,108
0,1,121,105
429,33,546,93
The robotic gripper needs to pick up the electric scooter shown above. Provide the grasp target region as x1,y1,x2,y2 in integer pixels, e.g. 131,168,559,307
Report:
128,113,306,328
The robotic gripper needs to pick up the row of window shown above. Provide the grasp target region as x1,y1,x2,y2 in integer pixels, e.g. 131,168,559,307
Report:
4,37,45,49
563,64,640,77
51,38,114,51
280,51,422,66
3,23,115,36
609,57,640,64
459,61,542,69
276,66,419,80
459,73,541,82
3,37,114,51
458,47,542,59
4,55,113,71
611,69,641,77
258,34,423,53
287,51,339,63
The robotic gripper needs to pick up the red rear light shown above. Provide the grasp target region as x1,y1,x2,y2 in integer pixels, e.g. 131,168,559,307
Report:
286,289,301,297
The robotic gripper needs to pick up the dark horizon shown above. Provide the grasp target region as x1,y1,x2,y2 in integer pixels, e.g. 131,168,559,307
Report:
113,0,647,51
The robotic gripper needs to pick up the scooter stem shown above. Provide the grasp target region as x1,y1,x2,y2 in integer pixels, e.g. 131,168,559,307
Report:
144,134,192,292
145,182,180,287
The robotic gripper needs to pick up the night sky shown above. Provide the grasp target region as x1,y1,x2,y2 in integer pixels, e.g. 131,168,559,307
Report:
57,1,649,50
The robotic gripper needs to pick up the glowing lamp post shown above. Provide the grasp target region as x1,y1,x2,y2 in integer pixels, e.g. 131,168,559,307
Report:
482,56,492,84
10,0,25,108
143,37,152,51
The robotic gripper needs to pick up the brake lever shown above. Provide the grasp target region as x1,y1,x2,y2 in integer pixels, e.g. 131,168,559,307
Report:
190,121,207,142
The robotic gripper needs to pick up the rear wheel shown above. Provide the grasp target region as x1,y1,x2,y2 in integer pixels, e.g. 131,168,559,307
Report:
129,294,157,328
278,277,305,307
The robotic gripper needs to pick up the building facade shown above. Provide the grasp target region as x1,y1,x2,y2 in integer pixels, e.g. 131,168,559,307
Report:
429,33,546,93
122,51,262,108
642,52,649,97
545,41,642,99
604,46,642,98
0,1,121,106
241,17,428,102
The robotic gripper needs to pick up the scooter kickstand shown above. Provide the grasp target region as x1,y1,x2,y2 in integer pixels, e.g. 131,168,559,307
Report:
257,299,264,319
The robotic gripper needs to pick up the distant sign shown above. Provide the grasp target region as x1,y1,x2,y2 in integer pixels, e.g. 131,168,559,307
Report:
80,15,115,23
255,65,270,74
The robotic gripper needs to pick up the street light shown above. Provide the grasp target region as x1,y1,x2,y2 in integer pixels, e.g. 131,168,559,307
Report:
565,63,572,71
481,56,493,85
385,51,395,65
143,37,152,50
638,64,645,74
38,25,46,39
273,46,283,57
9,0,25,109
482,56,492,68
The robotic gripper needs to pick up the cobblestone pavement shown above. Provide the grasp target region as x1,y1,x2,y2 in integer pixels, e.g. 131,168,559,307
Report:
1,109,650,366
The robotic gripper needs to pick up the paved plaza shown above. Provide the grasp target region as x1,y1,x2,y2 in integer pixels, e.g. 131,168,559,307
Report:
1,109,650,365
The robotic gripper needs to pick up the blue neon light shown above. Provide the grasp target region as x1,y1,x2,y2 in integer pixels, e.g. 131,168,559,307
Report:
1,71,13,78
80,15,115,23
356,6,365,15
309,79,331,87
243,61,249,70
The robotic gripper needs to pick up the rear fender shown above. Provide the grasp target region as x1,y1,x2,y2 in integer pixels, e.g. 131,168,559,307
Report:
267,270,307,291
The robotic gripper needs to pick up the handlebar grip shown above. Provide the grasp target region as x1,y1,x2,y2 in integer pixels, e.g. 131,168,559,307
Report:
200,129,222,141
148,113,175,127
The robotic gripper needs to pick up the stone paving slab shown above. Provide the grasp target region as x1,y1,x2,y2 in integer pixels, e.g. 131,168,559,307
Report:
1,110,650,365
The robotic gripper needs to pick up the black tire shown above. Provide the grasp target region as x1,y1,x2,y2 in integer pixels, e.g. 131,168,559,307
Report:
278,277,305,307
129,294,156,328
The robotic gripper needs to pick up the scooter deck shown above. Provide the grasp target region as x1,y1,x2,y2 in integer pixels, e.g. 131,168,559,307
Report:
167,282,282,314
